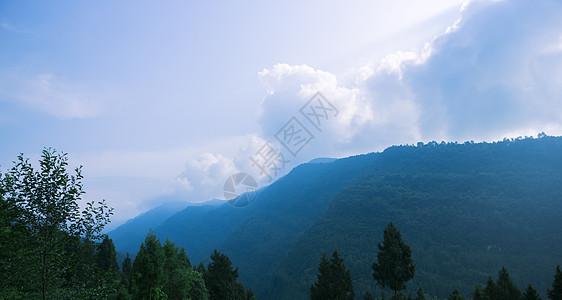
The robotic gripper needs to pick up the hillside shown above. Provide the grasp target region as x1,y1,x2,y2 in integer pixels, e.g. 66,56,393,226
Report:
271,137,562,299
111,136,562,299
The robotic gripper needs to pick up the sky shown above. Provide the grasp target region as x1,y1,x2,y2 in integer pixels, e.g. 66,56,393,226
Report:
1,0,562,228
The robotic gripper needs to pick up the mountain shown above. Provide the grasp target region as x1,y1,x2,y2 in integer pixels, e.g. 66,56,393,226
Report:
112,136,562,299
271,137,562,298
109,199,225,255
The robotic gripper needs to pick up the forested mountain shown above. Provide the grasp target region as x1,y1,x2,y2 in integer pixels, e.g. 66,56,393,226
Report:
111,135,562,299
109,199,224,256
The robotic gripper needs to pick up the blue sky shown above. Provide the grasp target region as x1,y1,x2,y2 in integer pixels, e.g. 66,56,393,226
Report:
2,0,561,227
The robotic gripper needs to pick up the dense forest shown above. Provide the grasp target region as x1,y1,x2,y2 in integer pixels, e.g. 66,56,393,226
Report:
0,150,253,299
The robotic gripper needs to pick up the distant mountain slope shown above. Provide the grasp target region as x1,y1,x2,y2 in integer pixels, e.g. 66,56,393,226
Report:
113,136,562,300
271,137,562,299
109,199,225,255
154,153,379,288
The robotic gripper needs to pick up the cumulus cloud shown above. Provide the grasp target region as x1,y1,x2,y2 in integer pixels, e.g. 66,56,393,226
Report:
256,0,562,161
153,0,562,208
0,73,103,119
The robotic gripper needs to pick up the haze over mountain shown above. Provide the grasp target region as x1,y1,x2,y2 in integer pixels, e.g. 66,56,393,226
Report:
111,135,562,299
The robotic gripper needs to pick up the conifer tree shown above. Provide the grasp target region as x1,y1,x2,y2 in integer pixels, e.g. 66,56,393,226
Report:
496,267,522,300
548,265,562,300
523,283,541,300
372,222,415,296
471,284,487,300
310,249,354,300
131,231,164,299
447,289,465,300
204,249,245,300
96,236,119,273
414,287,426,300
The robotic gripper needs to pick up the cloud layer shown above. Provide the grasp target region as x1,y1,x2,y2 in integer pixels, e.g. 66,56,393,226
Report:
256,0,562,161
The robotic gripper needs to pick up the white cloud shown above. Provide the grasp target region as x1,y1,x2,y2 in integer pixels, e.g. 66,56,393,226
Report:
0,73,103,119
256,0,562,158
73,0,562,222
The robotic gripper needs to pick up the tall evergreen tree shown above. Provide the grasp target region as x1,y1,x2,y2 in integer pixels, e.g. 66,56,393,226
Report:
131,231,164,299
447,289,465,300
204,249,245,300
547,265,562,300
471,284,487,300
122,253,133,282
310,249,355,300
414,287,426,300
484,276,498,299
372,222,415,296
97,236,119,273
523,283,541,300
496,267,522,300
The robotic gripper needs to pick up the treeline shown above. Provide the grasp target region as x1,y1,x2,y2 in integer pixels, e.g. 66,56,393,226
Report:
0,149,254,299
116,231,256,300
310,222,562,300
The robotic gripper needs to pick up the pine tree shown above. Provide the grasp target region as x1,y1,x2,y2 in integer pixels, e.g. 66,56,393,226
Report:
496,267,522,300
310,249,355,300
447,289,465,300
204,249,245,300
131,231,164,299
96,236,119,273
523,283,541,300
547,265,562,300
122,253,133,281
471,284,488,300
372,222,415,296
414,287,426,300
484,276,498,299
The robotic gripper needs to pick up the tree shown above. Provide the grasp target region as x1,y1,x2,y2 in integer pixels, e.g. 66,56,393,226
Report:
122,252,133,283
484,276,498,299
471,284,487,300
310,249,355,300
204,249,245,300
548,265,562,300
372,222,415,296
496,267,522,300
363,291,376,300
185,270,210,300
523,283,541,300
97,236,119,273
0,149,112,299
414,287,426,300
132,231,164,299
447,289,465,300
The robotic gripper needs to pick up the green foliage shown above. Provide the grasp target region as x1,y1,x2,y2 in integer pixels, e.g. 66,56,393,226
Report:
414,287,425,300
494,267,522,300
447,289,465,300
271,137,562,298
548,265,562,300
0,149,112,299
363,291,376,300
471,284,487,300
372,222,415,295
129,231,210,300
204,249,246,300
97,236,120,273
310,249,354,300
131,231,165,299
524,283,541,300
